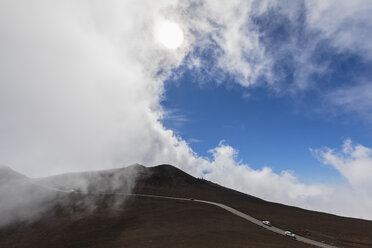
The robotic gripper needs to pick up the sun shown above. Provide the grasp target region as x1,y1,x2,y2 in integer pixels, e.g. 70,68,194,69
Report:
154,20,184,50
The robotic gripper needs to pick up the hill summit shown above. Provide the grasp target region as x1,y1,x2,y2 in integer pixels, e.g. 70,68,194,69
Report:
0,165,28,182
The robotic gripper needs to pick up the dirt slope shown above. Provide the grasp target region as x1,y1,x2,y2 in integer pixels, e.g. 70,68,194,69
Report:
134,165,372,248
0,164,371,247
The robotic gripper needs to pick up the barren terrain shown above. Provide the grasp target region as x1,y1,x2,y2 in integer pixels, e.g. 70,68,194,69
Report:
0,164,372,247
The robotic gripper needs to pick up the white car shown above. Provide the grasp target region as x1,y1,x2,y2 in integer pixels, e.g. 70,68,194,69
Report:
262,220,272,227
285,231,296,239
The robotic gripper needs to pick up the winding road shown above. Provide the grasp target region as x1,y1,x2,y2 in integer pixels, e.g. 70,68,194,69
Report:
43,184,337,248
85,192,337,248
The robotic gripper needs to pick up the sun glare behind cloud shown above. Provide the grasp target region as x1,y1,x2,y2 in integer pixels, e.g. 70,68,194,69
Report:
154,20,184,50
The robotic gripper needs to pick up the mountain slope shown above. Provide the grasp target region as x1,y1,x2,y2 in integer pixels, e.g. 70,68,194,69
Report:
36,164,144,193
0,165,29,183
0,165,63,228
134,165,372,248
0,164,372,247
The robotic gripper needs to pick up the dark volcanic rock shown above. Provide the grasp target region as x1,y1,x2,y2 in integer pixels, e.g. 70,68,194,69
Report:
137,164,202,186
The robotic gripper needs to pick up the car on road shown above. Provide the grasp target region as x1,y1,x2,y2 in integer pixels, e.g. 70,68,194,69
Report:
285,231,296,239
262,220,272,227
189,198,194,201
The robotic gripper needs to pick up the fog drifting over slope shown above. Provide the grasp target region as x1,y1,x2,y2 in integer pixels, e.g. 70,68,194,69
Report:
1,0,372,219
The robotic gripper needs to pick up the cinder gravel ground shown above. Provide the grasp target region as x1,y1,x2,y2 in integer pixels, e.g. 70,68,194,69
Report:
1,164,372,248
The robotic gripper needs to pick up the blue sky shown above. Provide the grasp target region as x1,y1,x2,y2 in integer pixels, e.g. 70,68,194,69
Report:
161,4,372,184
162,64,370,184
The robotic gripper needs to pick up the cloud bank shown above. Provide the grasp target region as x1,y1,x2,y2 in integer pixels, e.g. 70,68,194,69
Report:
205,140,372,219
1,0,372,220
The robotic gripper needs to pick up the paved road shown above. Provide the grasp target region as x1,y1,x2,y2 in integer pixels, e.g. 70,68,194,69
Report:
44,186,337,248
196,200,336,248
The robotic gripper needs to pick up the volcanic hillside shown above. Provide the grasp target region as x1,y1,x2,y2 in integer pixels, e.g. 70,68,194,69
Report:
0,165,29,183
0,164,372,248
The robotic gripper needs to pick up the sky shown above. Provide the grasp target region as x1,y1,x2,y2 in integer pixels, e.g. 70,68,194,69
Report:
1,0,372,219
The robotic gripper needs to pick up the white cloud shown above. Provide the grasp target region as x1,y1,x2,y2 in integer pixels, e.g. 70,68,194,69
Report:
1,0,372,222
202,140,372,219
181,0,372,92
0,0,192,176
306,0,372,59
204,142,330,205
314,139,372,190
181,0,274,87
311,139,372,218
326,82,372,122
